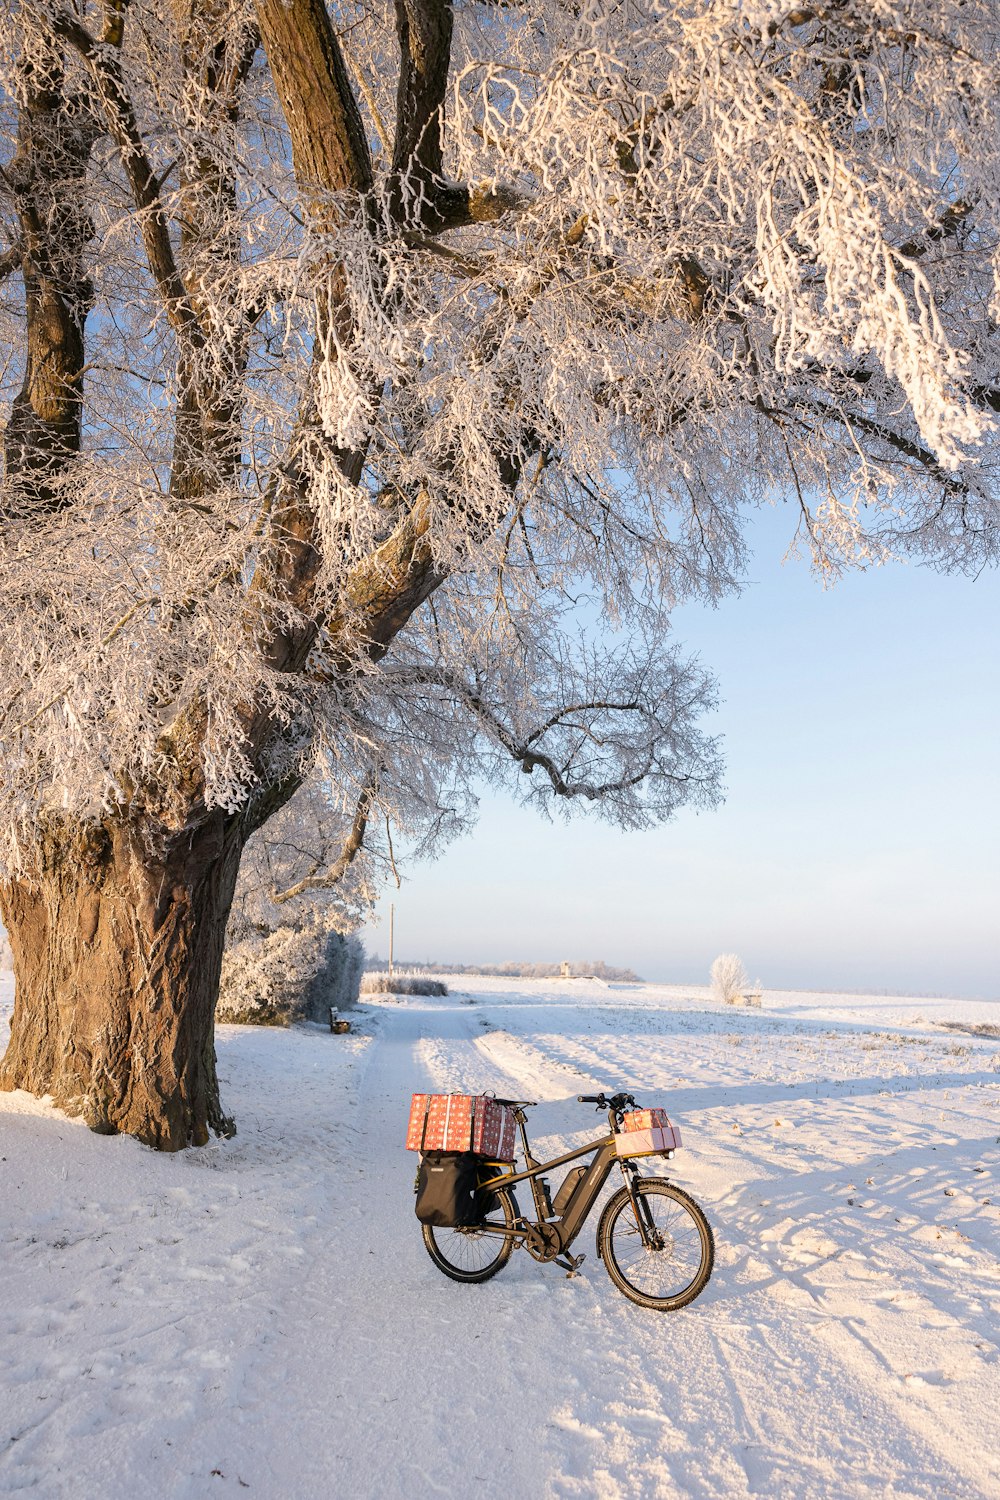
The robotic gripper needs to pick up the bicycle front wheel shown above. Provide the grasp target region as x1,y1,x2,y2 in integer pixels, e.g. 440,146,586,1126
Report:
597,1180,714,1310
422,1188,518,1284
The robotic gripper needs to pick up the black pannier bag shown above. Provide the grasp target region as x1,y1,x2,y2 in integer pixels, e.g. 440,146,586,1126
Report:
414,1152,480,1227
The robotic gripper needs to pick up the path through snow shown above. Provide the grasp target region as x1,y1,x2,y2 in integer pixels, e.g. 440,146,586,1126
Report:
2,977,999,1498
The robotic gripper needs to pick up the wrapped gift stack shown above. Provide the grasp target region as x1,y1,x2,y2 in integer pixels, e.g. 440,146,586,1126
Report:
616,1106,682,1157
406,1093,517,1161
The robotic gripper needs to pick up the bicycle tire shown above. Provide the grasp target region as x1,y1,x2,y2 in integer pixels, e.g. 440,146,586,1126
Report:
597,1179,714,1311
422,1187,518,1284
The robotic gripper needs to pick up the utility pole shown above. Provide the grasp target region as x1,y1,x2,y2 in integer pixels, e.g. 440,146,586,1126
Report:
388,902,395,979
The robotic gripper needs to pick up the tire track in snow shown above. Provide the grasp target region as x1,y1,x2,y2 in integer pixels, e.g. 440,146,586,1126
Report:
435,991,1000,1500
474,1028,591,1102
5,979,998,1498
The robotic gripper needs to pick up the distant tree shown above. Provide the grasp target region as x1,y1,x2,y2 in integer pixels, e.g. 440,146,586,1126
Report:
711,953,750,1006
0,2,996,1146
369,958,643,981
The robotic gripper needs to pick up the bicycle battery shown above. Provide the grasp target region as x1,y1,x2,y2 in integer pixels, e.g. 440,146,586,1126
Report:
553,1164,588,1217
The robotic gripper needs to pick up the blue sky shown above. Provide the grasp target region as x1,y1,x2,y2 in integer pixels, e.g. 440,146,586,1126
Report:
362,503,999,998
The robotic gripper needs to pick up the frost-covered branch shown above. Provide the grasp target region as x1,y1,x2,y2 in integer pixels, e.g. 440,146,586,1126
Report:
0,0,998,875
270,776,375,904
52,8,204,345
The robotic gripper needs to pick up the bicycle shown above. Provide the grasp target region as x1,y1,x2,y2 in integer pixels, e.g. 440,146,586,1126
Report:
421,1091,715,1311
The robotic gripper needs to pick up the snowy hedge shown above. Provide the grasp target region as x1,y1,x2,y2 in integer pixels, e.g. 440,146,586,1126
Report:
217,921,364,1027
360,974,448,997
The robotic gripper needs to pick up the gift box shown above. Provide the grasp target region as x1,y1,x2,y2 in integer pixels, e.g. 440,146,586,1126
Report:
615,1121,682,1158
406,1094,516,1160
407,1093,472,1152
622,1108,672,1132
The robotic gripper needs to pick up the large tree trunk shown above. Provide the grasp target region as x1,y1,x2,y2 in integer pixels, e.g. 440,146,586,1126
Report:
0,812,244,1150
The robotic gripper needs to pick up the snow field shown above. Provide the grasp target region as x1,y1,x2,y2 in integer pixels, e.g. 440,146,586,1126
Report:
1,975,999,1499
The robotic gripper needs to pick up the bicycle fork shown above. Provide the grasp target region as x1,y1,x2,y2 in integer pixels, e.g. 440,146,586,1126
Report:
622,1163,664,1251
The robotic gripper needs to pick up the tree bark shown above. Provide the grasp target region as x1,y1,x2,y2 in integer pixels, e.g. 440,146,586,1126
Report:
0,813,244,1150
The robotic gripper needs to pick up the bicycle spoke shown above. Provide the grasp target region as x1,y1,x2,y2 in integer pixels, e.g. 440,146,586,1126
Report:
422,1195,517,1284
433,1227,503,1274
600,1181,714,1309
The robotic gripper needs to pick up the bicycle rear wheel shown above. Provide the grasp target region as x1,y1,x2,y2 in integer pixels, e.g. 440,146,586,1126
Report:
597,1179,714,1310
422,1188,518,1283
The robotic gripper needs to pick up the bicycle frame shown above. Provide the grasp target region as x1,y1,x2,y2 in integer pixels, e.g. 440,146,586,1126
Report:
473,1105,656,1258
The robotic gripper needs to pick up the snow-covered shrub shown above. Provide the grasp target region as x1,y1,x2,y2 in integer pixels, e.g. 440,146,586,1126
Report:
360,974,448,997
408,959,642,981
0,926,11,971
217,921,364,1026
711,953,754,1006
217,780,367,1026
305,929,365,1019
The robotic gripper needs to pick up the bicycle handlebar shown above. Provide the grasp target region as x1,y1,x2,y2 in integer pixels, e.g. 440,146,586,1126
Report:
493,1092,637,1112
577,1091,636,1112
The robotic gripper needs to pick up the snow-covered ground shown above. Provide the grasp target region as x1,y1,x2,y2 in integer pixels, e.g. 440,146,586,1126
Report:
2,974,999,1500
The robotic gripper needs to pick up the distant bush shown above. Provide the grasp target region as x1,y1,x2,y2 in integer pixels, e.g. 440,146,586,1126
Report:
360,974,448,997
217,921,364,1026
365,958,641,981
710,953,762,1007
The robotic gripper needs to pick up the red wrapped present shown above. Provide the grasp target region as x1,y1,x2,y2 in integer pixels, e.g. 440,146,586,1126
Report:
622,1107,672,1132
406,1094,516,1160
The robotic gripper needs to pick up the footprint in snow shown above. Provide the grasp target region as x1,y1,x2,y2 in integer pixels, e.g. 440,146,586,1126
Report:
903,1369,951,1387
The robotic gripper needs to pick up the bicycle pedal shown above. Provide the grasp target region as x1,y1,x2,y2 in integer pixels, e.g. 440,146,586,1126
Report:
559,1253,586,1279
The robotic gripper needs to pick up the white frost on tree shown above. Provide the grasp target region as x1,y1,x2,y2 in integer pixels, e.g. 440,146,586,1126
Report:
218,778,367,1026
711,953,752,1007
0,0,996,1146
217,921,364,1026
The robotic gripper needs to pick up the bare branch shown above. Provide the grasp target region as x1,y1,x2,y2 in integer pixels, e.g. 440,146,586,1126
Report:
271,779,375,903
52,9,204,344
255,0,373,216
387,665,712,805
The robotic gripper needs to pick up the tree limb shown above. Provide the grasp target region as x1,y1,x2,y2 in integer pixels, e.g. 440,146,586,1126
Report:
255,0,373,218
52,9,204,345
0,241,21,280
320,487,444,669
2,35,100,509
388,0,452,226
270,779,375,903
249,0,377,672
387,666,705,801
